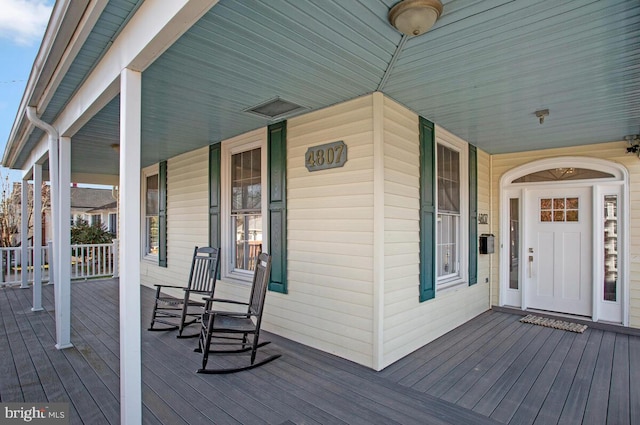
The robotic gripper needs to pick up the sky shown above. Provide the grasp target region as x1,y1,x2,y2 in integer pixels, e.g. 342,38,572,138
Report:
0,0,54,183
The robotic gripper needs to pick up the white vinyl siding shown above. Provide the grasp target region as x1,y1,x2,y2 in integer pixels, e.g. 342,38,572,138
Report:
268,95,375,367
140,147,209,294
382,97,490,368
136,93,503,370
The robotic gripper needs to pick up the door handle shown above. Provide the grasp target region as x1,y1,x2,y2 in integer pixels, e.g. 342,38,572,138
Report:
528,255,534,278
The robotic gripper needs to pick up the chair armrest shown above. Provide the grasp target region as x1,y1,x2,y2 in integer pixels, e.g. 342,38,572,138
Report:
153,284,185,290
204,309,255,318
202,297,249,306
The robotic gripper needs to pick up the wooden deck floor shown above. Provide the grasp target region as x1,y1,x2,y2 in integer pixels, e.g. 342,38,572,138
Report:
1,279,637,424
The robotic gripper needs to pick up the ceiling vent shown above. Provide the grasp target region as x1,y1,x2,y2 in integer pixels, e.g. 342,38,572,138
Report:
244,97,307,119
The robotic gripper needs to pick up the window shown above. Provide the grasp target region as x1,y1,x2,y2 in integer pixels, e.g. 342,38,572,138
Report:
145,173,159,256
90,214,101,227
108,213,117,235
220,129,267,281
509,198,520,290
436,138,468,288
231,148,262,272
603,195,618,302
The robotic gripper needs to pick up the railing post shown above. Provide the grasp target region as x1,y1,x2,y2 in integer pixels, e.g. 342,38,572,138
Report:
20,178,29,288
0,250,5,285
47,241,54,284
32,246,43,312
112,239,119,278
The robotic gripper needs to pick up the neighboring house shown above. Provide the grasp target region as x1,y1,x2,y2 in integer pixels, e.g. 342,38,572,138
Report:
1,1,638,423
68,186,118,236
15,186,118,244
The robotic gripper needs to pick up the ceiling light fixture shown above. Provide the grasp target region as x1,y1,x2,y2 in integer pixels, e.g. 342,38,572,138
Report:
388,0,443,37
535,109,549,124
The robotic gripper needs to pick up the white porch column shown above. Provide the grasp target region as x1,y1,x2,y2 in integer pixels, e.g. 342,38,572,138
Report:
119,67,142,425
55,136,72,349
32,164,43,311
20,176,29,288
46,124,66,347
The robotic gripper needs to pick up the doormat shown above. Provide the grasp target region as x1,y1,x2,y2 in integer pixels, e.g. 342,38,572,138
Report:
519,314,588,333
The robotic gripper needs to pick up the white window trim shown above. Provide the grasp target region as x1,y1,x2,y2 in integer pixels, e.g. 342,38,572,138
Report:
220,128,268,283
141,164,159,262
435,127,469,291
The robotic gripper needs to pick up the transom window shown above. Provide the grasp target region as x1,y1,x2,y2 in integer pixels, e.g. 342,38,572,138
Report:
513,167,613,183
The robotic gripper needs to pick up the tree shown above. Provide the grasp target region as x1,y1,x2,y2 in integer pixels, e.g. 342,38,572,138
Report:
70,218,114,244
0,173,50,247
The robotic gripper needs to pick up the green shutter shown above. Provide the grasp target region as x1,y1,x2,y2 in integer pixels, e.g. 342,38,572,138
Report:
419,117,436,302
209,144,221,256
267,122,287,293
468,144,478,285
158,160,168,267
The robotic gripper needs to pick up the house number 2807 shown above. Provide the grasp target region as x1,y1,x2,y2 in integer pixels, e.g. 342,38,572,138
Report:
305,141,348,172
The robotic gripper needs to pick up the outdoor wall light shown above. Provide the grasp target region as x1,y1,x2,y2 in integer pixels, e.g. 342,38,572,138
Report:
535,109,549,124
624,134,640,157
388,0,443,37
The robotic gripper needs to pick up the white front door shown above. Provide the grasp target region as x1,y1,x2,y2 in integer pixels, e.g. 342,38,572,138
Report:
524,186,592,316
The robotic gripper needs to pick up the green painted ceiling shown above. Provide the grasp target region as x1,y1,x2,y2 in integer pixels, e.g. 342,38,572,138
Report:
20,0,640,177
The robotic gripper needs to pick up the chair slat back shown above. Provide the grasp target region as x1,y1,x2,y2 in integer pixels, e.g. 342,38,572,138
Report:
188,246,220,294
248,252,272,324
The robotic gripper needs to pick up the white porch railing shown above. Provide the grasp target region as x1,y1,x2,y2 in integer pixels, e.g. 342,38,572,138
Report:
71,243,119,280
0,241,119,287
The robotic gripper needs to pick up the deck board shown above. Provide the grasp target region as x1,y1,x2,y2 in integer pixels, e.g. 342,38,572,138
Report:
456,324,549,410
530,330,590,425
412,313,515,393
13,285,115,425
478,328,563,417
0,289,29,402
0,279,636,424
495,330,573,424
426,318,522,398
379,310,500,381
608,334,631,425
557,329,603,425
631,335,640,425
584,331,616,425
398,312,510,387
439,320,538,404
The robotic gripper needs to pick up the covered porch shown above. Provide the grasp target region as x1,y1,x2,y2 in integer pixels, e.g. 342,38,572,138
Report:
1,280,637,424
2,1,638,423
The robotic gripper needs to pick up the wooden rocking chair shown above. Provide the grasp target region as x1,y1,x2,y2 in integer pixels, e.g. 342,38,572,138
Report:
195,252,280,374
148,246,220,338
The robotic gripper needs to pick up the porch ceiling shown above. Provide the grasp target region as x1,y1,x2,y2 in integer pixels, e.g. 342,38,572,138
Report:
36,0,640,175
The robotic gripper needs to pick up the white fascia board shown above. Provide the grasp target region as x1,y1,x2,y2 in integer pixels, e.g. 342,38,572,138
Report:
3,0,102,169
2,0,71,168
37,0,109,113
24,136,52,170
56,0,219,138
